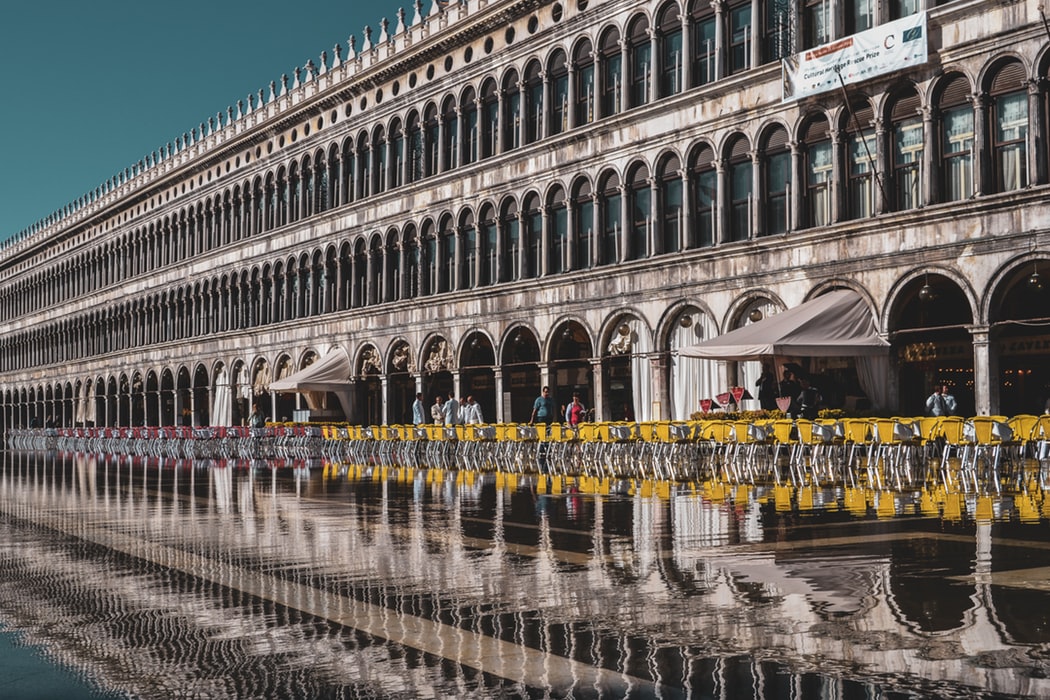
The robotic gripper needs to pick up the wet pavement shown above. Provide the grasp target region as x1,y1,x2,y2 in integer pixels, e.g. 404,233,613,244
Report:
1,450,1050,698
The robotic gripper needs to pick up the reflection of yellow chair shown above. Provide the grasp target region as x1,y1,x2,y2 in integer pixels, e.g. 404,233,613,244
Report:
768,419,797,485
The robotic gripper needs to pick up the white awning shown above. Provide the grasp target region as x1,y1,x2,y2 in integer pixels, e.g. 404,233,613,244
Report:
679,290,890,360
269,349,352,392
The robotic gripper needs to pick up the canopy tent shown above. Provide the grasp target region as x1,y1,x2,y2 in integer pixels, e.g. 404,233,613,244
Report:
678,290,889,359
679,290,891,409
268,348,353,421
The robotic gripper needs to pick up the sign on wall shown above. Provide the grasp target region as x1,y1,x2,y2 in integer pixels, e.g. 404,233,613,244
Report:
783,13,927,101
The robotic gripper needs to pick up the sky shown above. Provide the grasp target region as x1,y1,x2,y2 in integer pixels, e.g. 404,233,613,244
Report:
0,0,409,240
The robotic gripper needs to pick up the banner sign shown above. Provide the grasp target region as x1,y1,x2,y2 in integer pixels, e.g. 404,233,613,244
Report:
782,13,927,101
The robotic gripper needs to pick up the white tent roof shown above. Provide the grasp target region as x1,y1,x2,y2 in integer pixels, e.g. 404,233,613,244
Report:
268,349,352,392
679,289,889,359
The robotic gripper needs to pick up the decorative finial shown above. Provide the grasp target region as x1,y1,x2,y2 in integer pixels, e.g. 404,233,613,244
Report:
396,7,406,34
332,43,343,67
319,51,328,74
362,25,373,51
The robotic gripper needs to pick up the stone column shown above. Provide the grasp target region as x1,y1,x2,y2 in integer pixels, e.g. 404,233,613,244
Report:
1029,79,1045,187
712,0,725,81
380,375,390,426
972,92,988,196
619,183,630,262
651,354,669,421
830,127,843,223
971,325,995,416
749,149,761,238
922,106,937,206
590,358,605,422
714,157,726,244
493,367,505,423
874,116,887,215
679,168,691,250
680,12,692,89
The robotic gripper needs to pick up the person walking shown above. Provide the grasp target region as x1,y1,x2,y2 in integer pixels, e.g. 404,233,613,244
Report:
530,386,556,425
412,392,426,425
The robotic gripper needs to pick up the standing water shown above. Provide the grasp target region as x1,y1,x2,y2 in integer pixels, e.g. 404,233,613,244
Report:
0,449,1048,698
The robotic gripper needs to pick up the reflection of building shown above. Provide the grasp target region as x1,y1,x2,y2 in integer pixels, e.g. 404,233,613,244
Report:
1,0,1049,427
4,455,1050,697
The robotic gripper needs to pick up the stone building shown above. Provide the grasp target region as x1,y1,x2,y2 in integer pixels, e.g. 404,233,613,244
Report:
1,0,1048,430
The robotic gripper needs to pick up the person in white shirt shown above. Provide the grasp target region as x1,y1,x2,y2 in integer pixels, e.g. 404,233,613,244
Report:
463,396,483,424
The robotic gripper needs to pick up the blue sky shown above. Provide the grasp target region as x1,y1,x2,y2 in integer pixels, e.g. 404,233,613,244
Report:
0,0,407,240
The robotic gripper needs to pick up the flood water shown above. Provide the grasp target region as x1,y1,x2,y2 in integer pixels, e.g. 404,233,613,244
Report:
1,450,1050,698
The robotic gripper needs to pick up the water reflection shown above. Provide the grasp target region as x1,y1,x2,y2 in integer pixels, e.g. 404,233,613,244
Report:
0,450,1049,698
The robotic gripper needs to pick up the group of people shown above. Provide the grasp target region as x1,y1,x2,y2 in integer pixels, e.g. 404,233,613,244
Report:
530,386,589,426
411,391,484,425
755,363,822,419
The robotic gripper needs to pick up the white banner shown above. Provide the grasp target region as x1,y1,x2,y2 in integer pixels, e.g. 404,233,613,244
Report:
783,13,927,101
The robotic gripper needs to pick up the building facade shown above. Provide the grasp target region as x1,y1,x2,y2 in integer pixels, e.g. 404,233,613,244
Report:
1,0,1048,430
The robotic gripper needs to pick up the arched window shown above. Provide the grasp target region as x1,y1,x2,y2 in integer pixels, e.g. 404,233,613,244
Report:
689,143,717,248
549,51,569,136
385,232,399,304
572,179,594,270
479,204,497,286
727,135,752,241
989,61,1029,193
438,216,456,293
500,200,520,281
627,16,651,108
461,87,478,165
424,104,440,177
599,28,623,117
372,125,387,195
691,2,716,87
657,3,683,97
461,210,477,289
889,89,922,211
523,193,541,278
803,116,832,227
659,154,683,253
341,137,357,203
937,74,974,203
803,0,831,50
442,95,459,171
356,131,370,198
764,0,792,63
421,220,437,296
402,226,419,299
761,126,791,236
283,165,295,226
846,0,874,35
352,241,367,309
574,40,596,127
369,237,384,305
406,111,423,183
502,70,521,151
599,171,621,266
626,163,651,260
548,186,568,274
480,80,499,159
727,0,752,75
390,119,405,189
845,101,876,220
518,61,542,146
277,167,289,227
